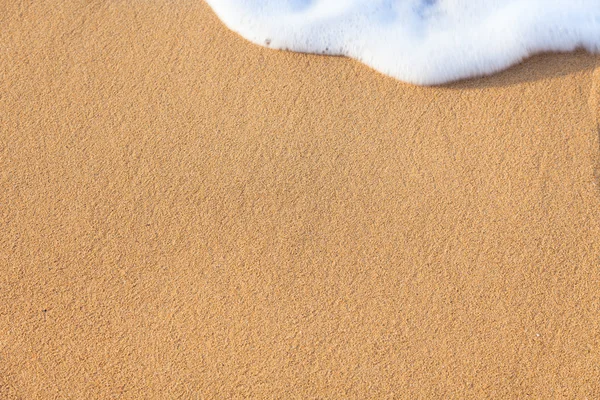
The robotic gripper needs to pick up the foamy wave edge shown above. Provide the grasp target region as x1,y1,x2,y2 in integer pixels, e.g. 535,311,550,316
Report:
206,1,600,85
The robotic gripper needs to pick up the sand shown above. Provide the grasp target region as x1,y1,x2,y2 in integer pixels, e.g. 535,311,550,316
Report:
1,1,599,398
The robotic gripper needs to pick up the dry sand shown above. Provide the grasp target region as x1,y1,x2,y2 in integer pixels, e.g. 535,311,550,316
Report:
1,1,600,398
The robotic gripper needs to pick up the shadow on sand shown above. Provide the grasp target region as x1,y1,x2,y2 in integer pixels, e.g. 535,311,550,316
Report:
444,50,599,90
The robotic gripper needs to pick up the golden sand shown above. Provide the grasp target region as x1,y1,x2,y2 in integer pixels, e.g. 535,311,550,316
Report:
1,1,599,398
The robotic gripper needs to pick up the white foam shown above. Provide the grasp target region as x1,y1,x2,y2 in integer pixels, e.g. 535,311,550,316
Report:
205,0,600,85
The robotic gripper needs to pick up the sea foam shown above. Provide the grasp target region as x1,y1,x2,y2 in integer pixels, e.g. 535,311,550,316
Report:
205,0,600,85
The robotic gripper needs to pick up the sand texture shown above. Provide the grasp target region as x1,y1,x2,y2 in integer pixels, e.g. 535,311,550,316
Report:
2,1,600,398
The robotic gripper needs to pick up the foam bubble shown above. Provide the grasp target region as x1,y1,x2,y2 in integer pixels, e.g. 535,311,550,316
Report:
205,0,600,85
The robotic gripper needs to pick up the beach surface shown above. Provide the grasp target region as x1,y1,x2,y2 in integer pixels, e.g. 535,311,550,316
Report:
2,1,600,398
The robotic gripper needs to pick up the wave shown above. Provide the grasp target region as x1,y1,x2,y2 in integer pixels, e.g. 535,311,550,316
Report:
205,0,600,85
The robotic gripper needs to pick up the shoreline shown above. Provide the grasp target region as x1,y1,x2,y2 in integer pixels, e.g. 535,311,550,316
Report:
1,1,600,397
